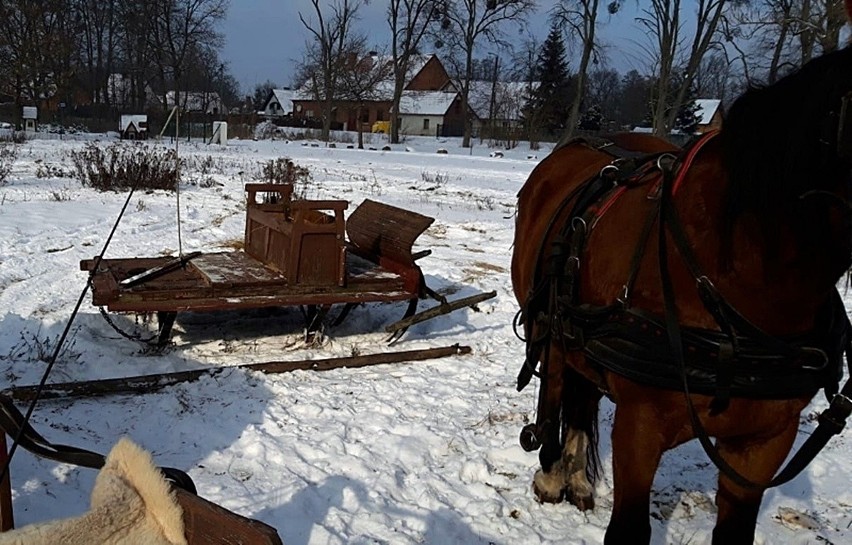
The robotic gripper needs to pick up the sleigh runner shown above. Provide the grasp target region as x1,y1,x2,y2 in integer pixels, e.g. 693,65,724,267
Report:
81,183,495,344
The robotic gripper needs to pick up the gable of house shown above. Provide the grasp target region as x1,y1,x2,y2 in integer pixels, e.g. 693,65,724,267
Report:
263,89,296,116
405,55,451,91
695,98,723,133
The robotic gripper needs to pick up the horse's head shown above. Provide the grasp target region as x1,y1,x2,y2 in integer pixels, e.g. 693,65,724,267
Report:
723,46,852,216
720,46,852,278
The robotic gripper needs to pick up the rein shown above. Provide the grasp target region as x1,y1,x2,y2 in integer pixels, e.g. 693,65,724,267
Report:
657,154,852,490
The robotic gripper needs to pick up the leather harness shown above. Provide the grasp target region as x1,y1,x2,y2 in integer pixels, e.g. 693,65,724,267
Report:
516,132,852,488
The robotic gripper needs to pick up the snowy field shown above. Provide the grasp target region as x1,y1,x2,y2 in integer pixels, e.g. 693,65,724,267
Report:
0,130,850,544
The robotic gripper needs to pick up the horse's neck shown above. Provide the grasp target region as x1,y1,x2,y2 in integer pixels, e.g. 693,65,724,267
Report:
677,153,849,332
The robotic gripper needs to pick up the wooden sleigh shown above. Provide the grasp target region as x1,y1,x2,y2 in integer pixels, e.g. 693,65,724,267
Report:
81,183,495,345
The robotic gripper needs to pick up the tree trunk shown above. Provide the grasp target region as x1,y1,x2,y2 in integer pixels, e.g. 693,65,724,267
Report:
357,104,364,149
390,69,405,144
462,47,474,148
564,0,598,140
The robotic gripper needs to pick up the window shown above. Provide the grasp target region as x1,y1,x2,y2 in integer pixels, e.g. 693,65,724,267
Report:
423,118,430,130
305,110,314,118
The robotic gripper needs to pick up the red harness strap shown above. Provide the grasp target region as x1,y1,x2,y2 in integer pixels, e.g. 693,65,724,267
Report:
591,130,721,225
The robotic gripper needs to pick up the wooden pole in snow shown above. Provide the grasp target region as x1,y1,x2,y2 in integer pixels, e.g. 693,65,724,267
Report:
3,345,473,402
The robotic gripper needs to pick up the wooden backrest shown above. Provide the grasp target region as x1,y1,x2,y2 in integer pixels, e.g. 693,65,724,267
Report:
175,487,283,545
243,183,348,286
347,200,434,267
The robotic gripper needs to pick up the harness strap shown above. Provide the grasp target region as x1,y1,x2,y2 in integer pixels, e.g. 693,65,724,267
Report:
659,161,852,490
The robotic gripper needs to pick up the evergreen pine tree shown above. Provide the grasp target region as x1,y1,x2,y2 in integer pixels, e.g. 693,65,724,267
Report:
522,23,572,136
674,85,702,135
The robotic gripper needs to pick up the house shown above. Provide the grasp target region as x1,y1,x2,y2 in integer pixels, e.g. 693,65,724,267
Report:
695,99,723,133
261,88,297,117
107,74,158,110
165,91,228,115
119,115,148,139
22,106,37,132
467,80,535,136
396,91,465,136
291,54,453,131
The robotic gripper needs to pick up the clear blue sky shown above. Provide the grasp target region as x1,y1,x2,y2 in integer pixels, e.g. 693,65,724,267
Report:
220,0,652,95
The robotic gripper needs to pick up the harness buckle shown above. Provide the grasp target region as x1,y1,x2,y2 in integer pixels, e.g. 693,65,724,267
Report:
799,347,829,371
616,284,629,306
818,392,852,435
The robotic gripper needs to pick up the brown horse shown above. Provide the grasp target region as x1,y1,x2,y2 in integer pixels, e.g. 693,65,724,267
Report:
512,47,852,544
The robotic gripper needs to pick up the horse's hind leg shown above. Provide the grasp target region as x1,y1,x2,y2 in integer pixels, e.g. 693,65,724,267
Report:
533,366,602,510
712,424,799,545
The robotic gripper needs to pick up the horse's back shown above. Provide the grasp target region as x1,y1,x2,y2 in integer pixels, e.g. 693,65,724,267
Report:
512,133,678,302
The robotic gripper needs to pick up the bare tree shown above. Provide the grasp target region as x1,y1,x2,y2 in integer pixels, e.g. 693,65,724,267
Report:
692,51,733,102
339,43,394,149
584,67,621,128
729,0,845,86
553,0,619,139
115,0,159,111
437,0,536,147
149,0,228,110
299,0,365,142
638,0,728,136
75,0,120,109
387,0,443,144
0,0,78,124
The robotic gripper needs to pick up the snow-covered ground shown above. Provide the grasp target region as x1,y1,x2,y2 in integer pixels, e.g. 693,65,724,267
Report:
0,131,850,544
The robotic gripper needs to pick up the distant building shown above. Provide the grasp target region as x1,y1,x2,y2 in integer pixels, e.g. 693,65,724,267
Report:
467,80,536,136
166,91,228,115
261,89,296,117
22,106,37,132
395,91,464,136
291,54,452,131
107,74,158,110
119,115,148,139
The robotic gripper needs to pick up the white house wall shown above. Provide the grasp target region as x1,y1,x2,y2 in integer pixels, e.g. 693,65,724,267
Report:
399,114,444,136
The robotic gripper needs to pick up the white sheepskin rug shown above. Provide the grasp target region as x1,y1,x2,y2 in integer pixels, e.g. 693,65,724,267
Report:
0,437,187,545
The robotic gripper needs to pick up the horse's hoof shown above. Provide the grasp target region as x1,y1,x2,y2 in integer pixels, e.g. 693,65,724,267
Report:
533,480,564,503
566,492,595,511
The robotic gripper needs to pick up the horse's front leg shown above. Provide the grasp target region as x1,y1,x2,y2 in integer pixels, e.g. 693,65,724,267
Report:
712,422,799,545
533,362,602,510
605,397,665,545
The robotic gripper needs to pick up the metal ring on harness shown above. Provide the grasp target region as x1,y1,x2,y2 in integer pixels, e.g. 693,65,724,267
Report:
599,164,619,178
656,153,677,171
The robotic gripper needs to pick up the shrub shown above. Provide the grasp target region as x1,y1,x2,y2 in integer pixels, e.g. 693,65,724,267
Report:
258,157,312,201
71,142,179,192
261,157,311,185
0,143,18,186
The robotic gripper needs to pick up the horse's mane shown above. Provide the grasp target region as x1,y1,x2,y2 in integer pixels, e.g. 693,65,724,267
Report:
721,46,852,262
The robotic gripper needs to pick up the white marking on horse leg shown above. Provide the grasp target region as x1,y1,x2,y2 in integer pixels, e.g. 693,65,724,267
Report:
562,430,595,510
